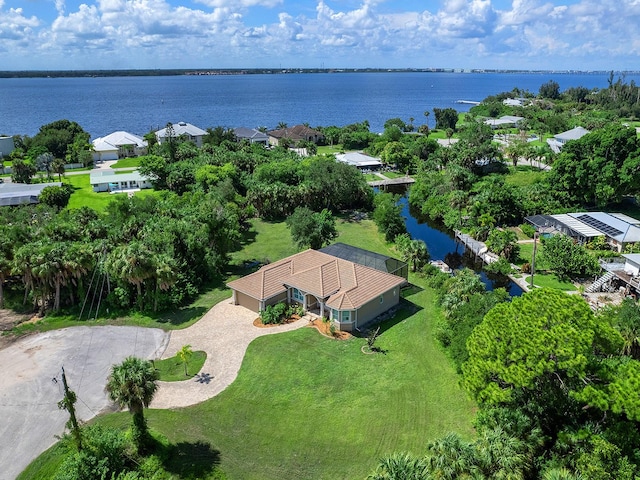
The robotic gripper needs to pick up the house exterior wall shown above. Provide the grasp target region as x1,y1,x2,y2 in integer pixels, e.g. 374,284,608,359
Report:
234,290,261,312
264,292,288,309
625,261,640,277
92,150,119,162
355,286,400,327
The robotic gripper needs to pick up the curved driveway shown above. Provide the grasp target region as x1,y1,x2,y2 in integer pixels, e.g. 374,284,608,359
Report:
0,302,309,480
151,301,309,409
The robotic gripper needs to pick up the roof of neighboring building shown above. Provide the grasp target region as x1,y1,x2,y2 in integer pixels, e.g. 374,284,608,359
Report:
552,213,602,238
0,182,62,206
89,170,149,185
568,212,640,243
622,254,640,265
554,126,590,142
233,127,268,141
227,249,405,309
92,131,146,152
335,152,383,168
156,122,206,138
484,115,524,127
267,125,324,141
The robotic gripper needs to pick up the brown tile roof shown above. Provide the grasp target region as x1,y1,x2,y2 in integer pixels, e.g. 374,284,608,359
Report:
227,249,405,309
267,124,324,141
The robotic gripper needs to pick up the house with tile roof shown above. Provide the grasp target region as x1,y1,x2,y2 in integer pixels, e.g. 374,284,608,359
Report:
155,122,207,148
227,249,406,332
267,125,325,147
91,131,147,162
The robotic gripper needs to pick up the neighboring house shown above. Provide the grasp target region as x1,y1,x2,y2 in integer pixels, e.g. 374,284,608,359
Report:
0,182,61,207
227,249,406,332
546,126,590,153
483,115,524,129
267,125,325,147
155,122,207,148
335,152,383,170
594,254,640,296
233,127,269,145
0,136,15,159
525,212,640,252
503,98,527,107
90,170,152,193
91,131,147,162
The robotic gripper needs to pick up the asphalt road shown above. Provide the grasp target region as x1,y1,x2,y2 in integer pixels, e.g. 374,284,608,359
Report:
0,326,169,480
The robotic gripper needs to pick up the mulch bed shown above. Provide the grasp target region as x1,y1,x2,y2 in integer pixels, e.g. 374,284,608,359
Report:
252,316,352,340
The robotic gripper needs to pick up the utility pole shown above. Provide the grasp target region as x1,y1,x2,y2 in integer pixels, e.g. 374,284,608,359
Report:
530,232,538,289
59,366,83,451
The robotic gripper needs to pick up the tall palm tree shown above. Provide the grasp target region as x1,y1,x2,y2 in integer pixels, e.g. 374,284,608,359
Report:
105,356,159,451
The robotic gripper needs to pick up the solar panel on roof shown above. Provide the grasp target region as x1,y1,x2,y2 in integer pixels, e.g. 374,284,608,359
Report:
577,214,623,237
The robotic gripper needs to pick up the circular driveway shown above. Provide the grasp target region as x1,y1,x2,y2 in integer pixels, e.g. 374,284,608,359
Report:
0,326,168,480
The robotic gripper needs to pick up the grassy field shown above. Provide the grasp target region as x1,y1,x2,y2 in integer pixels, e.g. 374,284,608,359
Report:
317,145,346,155
20,217,476,480
530,273,576,291
504,165,548,187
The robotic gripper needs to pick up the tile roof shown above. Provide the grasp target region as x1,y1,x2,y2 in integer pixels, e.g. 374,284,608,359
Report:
227,249,405,309
267,124,324,141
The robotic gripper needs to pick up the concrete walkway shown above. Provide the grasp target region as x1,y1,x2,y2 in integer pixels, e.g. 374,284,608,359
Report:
151,300,310,409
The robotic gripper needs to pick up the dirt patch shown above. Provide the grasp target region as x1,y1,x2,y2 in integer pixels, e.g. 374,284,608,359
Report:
307,318,352,340
0,309,32,350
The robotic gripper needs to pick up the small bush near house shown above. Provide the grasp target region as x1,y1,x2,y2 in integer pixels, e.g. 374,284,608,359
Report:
520,223,536,238
260,303,288,325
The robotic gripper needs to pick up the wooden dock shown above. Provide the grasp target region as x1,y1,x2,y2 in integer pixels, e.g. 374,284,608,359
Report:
454,230,499,265
368,176,416,188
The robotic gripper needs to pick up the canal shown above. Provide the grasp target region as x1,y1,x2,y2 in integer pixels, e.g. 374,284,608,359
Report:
399,196,524,296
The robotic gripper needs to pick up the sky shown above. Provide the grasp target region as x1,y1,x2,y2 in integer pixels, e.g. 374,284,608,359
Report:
1,0,639,71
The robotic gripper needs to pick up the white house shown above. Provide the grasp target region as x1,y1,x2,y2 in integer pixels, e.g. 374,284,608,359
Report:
546,126,590,153
90,170,152,193
155,122,207,148
336,152,383,170
92,131,147,162
0,182,62,206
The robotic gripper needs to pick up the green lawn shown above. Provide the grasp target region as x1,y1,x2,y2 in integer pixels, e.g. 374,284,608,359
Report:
515,241,548,269
155,350,207,381
364,173,380,181
384,171,409,179
64,173,158,212
531,273,576,291
111,157,141,168
20,217,476,480
317,145,345,155
504,166,548,187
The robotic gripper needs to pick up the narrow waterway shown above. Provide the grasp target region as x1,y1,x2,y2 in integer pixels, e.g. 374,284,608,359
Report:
399,196,524,296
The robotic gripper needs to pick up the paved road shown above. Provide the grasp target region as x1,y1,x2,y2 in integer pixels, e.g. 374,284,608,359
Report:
0,326,168,480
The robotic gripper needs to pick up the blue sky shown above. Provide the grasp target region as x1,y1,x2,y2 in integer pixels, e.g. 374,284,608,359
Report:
1,0,638,71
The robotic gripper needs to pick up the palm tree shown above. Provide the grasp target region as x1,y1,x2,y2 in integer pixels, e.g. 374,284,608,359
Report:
367,452,427,480
106,241,155,310
178,344,193,376
425,432,477,479
105,356,159,451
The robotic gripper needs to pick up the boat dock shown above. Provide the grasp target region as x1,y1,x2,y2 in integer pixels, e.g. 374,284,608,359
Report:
454,230,499,264
455,100,481,105
368,176,416,188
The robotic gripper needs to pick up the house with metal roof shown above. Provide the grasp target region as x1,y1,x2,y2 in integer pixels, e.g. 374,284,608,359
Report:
335,152,383,170
91,131,147,162
155,122,207,148
90,170,152,193
525,211,640,252
227,249,406,332
484,115,524,129
233,127,269,145
546,126,590,153
0,182,62,206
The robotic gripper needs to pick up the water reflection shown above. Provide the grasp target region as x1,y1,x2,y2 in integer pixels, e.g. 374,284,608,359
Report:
398,196,523,296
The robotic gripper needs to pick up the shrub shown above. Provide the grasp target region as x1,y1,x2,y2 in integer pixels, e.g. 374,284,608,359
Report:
521,262,531,274
260,302,288,324
484,257,513,276
520,223,536,238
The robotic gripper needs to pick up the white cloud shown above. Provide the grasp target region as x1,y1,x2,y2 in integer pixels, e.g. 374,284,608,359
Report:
194,0,282,8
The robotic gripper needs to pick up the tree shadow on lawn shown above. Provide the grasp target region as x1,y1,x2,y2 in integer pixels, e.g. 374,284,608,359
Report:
154,306,209,327
161,440,222,478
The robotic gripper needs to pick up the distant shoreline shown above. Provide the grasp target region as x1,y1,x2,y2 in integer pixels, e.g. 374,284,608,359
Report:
0,68,638,79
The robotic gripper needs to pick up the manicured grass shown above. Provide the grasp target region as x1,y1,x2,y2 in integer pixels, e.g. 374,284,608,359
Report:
384,171,409,179
531,273,576,291
21,217,476,480
515,241,549,270
65,173,158,212
317,145,345,155
364,173,380,181
112,157,141,168
155,351,207,380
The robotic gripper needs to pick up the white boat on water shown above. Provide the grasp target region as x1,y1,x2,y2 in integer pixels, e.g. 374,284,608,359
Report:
430,260,452,274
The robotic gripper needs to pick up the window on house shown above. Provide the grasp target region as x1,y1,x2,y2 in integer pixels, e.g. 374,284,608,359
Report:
341,310,351,322
292,288,304,303
379,295,384,304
